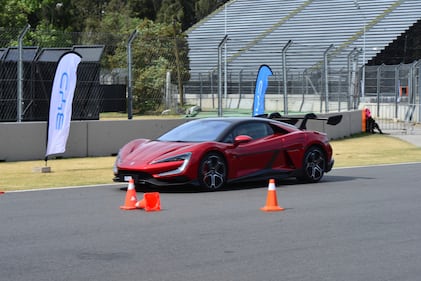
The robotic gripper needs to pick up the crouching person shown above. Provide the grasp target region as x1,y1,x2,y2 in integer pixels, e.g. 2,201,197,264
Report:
365,108,383,134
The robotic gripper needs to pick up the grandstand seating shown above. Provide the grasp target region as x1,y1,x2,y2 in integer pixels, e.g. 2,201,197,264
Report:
186,0,421,80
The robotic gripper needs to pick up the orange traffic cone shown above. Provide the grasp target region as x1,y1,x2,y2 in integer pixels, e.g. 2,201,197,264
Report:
260,179,284,212
120,179,138,210
135,198,146,209
144,192,161,211
136,192,161,212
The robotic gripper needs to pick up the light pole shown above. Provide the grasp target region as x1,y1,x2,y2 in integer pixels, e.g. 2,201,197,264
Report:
224,3,228,102
354,0,366,98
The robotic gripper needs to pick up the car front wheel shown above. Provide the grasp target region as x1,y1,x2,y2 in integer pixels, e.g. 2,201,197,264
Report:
198,152,227,191
298,146,326,183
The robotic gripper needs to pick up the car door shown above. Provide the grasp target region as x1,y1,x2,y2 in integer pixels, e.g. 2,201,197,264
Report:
226,122,280,178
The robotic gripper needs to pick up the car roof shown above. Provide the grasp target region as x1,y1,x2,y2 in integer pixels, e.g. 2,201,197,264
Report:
190,116,299,130
191,116,269,123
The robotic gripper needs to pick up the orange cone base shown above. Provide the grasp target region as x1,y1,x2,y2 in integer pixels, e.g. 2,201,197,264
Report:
136,192,161,212
120,205,137,210
135,198,146,209
120,193,138,210
260,205,284,212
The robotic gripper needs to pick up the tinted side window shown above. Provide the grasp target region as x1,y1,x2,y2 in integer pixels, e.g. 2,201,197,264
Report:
235,123,273,139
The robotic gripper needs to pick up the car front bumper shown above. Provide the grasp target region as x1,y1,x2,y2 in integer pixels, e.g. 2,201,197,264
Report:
113,171,195,187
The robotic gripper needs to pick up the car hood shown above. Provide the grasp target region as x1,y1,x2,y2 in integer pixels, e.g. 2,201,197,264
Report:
120,139,198,165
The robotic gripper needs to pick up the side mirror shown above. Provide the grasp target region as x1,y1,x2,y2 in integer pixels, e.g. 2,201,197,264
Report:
234,135,252,145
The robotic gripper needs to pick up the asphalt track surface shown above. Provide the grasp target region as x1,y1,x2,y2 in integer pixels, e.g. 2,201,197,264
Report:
1,163,421,281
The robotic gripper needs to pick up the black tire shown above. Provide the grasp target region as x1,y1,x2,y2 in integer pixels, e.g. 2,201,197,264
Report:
297,146,326,183
198,152,227,191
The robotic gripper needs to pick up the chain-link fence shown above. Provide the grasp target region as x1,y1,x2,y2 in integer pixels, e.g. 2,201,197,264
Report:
362,63,421,131
184,38,361,115
1,26,420,125
184,37,420,127
0,26,187,122
0,27,121,121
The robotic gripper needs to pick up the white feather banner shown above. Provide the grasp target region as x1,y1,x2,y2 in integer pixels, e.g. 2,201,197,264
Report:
45,52,82,157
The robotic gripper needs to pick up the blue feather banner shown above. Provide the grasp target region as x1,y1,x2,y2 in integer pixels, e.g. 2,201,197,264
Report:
252,65,273,116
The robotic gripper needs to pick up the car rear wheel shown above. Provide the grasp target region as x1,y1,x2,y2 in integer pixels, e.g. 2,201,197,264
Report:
298,146,326,183
198,152,227,191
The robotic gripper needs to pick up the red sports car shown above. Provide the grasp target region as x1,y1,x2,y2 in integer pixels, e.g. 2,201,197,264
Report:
113,115,338,191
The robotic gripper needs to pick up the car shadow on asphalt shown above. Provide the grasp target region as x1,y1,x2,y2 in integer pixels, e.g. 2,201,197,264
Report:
117,174,369,193
322,175,374,183
117,178,301,193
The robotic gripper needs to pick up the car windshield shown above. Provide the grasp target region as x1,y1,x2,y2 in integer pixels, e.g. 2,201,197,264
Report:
157,119,232,142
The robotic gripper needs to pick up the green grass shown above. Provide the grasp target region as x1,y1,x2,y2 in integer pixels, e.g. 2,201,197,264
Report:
331,133,421,167
0,157,115,191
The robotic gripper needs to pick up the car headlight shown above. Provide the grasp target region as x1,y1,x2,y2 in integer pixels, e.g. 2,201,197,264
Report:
151,152,192,176
151,152,192,164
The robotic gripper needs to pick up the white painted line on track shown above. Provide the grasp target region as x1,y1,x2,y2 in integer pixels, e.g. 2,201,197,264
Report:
6,183,124,193
333,161,421,170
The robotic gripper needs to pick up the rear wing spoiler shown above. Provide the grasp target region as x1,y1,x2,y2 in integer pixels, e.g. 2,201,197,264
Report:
256,112,343,130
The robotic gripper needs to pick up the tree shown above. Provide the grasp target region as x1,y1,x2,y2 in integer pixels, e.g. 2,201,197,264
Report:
128,0,161,20
105,18,190,113
0,0,229,115
133,20,190,113
156,0,195,31
195,0,224,22
79,0,140,69
0,0,36,28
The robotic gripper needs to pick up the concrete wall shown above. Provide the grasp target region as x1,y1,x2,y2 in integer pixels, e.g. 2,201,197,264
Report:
0,110,362,162
309,111,362,140
0,119,190,162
